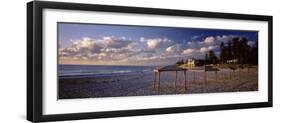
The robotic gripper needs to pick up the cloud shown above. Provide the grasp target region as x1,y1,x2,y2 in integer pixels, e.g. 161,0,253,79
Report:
191,35,199,40
216,35,233,43
147,39,161,49
59,34,249,65
187,41,197,48
193,34,242,57
247,41,256,46
139,37,146,42
102,36,132,48
183,36,220,57
200,47,208,53
59,37,136,61
182,48,195,56
203,36,215,45
145,38,174,50
207,45,217,50
165,44,181,53
59,37,102,57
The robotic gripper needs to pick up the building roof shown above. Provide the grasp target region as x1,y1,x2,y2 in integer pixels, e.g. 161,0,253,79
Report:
154,65,188,72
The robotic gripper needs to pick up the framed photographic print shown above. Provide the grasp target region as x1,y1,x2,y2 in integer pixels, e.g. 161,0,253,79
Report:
27,1,273,122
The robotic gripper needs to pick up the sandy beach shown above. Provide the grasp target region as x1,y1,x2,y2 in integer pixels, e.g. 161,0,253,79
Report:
59,67,258,99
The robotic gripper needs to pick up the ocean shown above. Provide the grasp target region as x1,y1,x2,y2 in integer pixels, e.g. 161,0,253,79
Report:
58,64,154,78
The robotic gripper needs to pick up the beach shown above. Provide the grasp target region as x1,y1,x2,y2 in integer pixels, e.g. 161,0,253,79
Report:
59,66,258,99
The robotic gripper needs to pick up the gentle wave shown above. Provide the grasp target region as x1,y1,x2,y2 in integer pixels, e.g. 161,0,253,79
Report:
58,64,154,78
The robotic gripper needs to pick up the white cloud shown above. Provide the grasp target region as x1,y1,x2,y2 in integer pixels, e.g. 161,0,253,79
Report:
207,45,217,51
59,37,136,61
102,37,132,48
183,35,237,58
147,39,161,49
216,35,233,43
187,41,197,48
146,38,174,50
60,37,103,58
204,36,215,45
59,34,247,65
102,36,112,40
191,35,199,40
200,47,208,53
166,44,181,53
248,41,256,46
182,49,195,55
139,37,146,42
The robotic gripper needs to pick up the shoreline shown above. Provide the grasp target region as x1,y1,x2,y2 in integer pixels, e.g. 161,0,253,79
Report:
59,71,152,79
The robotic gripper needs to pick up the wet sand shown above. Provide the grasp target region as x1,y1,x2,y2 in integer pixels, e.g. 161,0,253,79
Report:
59,68,258,99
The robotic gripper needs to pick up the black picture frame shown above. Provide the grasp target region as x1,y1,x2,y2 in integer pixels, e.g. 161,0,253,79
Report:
27,1,273,122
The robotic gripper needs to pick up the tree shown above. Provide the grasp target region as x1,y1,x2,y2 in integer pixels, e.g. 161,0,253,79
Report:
227,40,233,60
218,36,257,65
205,53,209,65
240,38,250,64
176,59,184,65
249,41,258,65
209,50,218,64
232,37,240,60
220,42,227,63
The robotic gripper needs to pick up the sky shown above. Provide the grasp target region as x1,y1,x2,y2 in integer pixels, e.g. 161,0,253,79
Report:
58,22,258,66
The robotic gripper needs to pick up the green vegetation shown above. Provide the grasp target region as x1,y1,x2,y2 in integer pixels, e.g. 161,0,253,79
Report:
176,37,258,66
220,37,258,65
176,59,185,65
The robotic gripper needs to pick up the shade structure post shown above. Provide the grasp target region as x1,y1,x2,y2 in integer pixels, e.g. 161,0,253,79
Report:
233,70,235,80
215,71,218,81
174,71,178,88
238,68,241,81
229,69,231,80
222,71,225,82
158,72,160,92
204,71,207,84
154,71,157,89
192,70,195,83
153,65,188,92
184,70,187,90
247,67,250,79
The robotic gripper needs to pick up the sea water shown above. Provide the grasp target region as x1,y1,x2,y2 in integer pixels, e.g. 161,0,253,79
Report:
59,64,154,78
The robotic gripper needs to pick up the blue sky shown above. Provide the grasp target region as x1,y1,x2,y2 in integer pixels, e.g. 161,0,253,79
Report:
58,22,258,66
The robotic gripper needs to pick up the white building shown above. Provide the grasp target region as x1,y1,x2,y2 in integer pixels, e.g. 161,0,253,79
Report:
227,59,238,64
186,58,195,68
